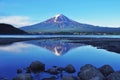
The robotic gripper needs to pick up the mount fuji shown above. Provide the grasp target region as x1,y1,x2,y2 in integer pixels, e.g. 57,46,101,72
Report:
21,14,120,34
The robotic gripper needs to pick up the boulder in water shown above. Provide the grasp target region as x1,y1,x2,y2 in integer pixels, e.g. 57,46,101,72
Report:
29,61,45,73
64,64,76,73
106,72,120,80
99,65,114,77
62,76,81,80
78,64,104,80
13,73,33,80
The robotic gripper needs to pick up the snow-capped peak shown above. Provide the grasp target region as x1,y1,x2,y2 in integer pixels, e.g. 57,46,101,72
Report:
44,14,71,23
54,14,63,22
55,14,62,18
53,14,70,23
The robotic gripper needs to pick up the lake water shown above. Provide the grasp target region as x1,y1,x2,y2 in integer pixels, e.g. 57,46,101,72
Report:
0,35,120,79
1,34,120,38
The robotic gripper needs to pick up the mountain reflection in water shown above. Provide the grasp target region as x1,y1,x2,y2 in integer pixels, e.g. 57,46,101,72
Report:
0,37,120,55
25,37,120,55
27,40,85,56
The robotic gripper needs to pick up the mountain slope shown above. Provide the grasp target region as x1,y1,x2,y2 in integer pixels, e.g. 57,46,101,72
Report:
0,23,28,34
21,14,120,34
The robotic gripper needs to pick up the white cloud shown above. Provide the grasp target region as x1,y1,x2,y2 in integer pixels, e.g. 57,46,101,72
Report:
0,43,33,53
0,16,35,27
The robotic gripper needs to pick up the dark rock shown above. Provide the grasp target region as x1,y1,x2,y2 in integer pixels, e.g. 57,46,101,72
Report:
25,67,31,73
42,76,56,80
64,64,76,73
53,66,57,68
13,73,33,80
99,65,114,77
57,67,64,72
106,72,120,80
0,77,8,80
16,69,22,74
78,64,104,80
57,67,64,78
46,67,59,75
62,76,81,80
29,61,45,73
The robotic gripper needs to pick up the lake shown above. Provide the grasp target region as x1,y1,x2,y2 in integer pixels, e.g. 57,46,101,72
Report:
0,35,120,79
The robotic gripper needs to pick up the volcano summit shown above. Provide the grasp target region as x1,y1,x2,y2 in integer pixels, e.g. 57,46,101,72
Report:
21,14,120,34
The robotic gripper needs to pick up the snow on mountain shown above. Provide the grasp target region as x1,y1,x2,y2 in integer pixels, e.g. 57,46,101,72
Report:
44,14,71,23
21,14,120,34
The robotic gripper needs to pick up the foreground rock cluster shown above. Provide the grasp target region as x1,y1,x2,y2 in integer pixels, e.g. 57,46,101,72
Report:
12,61,120,80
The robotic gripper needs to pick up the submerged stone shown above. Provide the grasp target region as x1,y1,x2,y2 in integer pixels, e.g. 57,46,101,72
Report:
29,61,45,73
62,76,81,80
46,68,59,75
13,73,33,80
78,64,104,80
106,72,120,80
42,76,56,80
16,69,22,74
99,65,114,77
64,64,76,73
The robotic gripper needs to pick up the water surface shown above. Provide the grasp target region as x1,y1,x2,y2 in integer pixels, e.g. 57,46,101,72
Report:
0,35,120,79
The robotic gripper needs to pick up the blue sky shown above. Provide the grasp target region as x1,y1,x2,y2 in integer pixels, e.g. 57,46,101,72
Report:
0,0,120,27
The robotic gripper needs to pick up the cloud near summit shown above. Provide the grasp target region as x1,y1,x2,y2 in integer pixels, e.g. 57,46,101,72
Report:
0,16,34,27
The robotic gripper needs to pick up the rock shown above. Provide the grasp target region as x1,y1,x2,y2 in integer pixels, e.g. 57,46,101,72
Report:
57,67,64,78
0,77,8,80
99,65,114,77
47,68,59,75
78,64,104,80
62,76,81,80
64,64,76,73
106,72,120,80
25,67,31,73
13,73,33,80
57,67,64,72
42,76,56,80
29,61,45,73
16,69,22,74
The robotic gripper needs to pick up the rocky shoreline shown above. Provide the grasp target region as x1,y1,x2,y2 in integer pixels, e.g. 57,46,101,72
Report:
1,61,120,80
68,38,120,54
